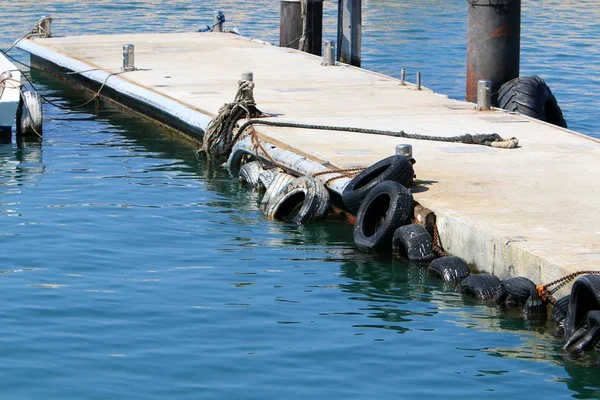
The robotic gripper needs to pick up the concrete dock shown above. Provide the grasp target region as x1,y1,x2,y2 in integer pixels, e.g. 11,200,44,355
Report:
16,31,600,291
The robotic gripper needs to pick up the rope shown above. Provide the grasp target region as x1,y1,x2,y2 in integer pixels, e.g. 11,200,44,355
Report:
197,80,262,164
233,120,519,148
18,68,126,110
1,30,34,55
313,167,364,185
431,223,447,257
467,0,515,13
536,270,600,304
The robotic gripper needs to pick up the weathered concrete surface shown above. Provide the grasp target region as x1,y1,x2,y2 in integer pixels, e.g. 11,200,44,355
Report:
18,32,600,294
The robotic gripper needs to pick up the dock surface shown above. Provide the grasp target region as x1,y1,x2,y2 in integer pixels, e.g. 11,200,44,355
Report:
18,32,600,288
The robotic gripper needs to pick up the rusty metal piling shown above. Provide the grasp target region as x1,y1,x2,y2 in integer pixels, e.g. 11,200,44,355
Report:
280,0,323,56
337,0,361,66
466,0,521,104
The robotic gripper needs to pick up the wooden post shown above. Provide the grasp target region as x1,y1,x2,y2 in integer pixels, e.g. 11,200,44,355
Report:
280,0,323,56
466,0,521,103
337,0,361,67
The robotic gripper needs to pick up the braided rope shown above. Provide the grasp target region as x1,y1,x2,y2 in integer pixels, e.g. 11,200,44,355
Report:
199,80,261,164
234,120,518,148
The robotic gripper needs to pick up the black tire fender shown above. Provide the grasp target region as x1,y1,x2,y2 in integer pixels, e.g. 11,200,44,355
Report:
392,224,436,263
565,275,600,338
493,276,536,305
551,295,570,325
460,273,502,301
497,75,567,128
265,176,330,224
342,155,414,214
353,181,414,252
428,256,470,282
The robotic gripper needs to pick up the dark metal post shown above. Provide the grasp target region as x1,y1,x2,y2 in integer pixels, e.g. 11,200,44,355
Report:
337,0,361,66
466,0,521,103
280,0,323,56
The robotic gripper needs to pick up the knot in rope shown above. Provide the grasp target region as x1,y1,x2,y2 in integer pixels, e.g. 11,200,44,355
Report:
198,79,262,165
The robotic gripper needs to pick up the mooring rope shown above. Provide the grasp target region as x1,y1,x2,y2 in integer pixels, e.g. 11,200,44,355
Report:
233,119,519,149
197,80,263,165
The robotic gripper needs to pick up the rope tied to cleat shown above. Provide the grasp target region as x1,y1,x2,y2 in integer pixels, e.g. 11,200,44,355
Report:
197,79,263,165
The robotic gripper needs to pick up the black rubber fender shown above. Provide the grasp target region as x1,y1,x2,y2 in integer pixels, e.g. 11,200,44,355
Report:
565,275,600,338
265,176,330,224
342,155,414,214
564,310,600,351
497,75,567,128
428,256,470,282
460,274,502,301
523,291,547,317
353,181,414,253
392,224,436,263
551,295,570,325
493,277,536,306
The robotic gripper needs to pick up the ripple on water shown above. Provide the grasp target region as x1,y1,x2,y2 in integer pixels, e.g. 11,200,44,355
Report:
0,1,598,399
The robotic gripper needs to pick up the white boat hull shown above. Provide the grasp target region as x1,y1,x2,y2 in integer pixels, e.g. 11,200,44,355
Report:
0,53,21,136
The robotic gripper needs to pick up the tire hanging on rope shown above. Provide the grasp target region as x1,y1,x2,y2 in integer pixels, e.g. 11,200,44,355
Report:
497,75,567,128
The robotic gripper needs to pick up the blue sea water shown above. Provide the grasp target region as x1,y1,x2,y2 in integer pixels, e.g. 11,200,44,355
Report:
1,1,599,399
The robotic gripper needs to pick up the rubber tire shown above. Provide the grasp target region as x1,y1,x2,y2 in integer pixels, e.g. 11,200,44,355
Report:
342,155,414,214
428,256,470,283
392,224,436,263
523,290,547,317
565,275,600,337
265,176,330,224
460,273,501,301
238,161,264,187
493,277,536,305
551,295,570,324
497,75,567,128
259,172,295,211
257,169,277,192
353,180,414,253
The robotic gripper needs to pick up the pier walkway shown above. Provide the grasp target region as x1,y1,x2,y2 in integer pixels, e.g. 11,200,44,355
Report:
17,32,600,289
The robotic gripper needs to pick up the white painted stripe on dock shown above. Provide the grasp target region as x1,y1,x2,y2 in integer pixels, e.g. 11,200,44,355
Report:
16,40,213,133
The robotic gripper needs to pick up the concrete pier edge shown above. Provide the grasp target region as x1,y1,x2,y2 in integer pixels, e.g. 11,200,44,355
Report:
16,34,599,297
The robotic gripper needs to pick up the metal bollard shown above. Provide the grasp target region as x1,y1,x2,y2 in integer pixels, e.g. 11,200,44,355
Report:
213,11,224,32
396,144,413,159
416,72,421,90
466,0,521,103
400,68,406,85
122,44,135,71
39,15,52,37
476,80,492,111
241,71,253,82
323,41,335,66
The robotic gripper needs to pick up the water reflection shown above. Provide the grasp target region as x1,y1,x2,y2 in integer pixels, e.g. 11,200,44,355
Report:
0,136,44,189
16,56,600,400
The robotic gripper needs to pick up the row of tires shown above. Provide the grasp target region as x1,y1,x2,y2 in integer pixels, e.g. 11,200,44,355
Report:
425,255,600,353
238,160,331,224
234,150,599,355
